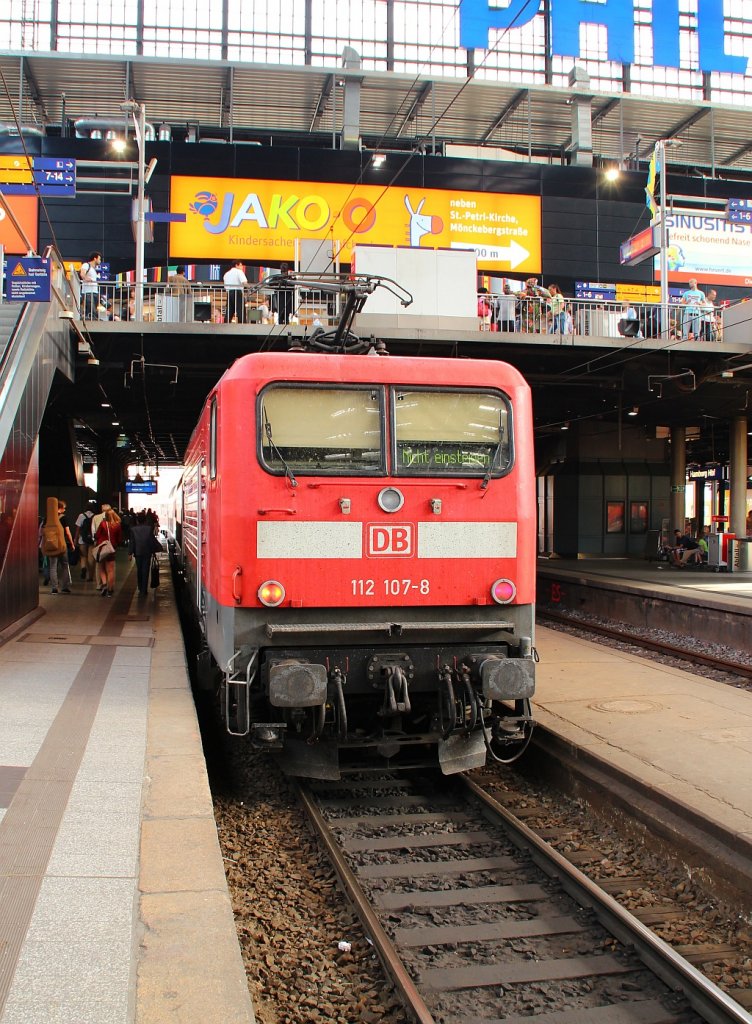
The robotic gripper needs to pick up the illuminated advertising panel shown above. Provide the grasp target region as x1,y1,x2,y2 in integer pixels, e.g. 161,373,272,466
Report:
655,214,752,287
169,176,541,273
0,196,38,254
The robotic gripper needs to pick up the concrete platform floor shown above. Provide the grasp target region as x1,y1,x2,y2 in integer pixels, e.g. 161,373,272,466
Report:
0,559,255,1024
534,623,752,844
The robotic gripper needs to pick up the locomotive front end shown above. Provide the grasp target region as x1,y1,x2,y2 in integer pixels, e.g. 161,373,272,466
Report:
202,353,536,779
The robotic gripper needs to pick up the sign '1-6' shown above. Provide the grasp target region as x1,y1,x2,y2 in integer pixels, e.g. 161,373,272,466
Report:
460,0,748,76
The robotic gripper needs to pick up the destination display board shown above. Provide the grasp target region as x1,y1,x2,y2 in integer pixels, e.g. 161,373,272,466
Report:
125,480,157,494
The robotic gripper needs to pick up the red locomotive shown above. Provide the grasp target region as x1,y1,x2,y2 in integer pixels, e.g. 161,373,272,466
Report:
171,350,536,779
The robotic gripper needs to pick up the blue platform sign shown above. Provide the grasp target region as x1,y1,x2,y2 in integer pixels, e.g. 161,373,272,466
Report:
125,480,157,494
0,156,76,198
5,256,51,302
727,198,752,224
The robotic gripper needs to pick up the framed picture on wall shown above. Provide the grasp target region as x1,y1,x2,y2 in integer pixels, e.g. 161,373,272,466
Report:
630,501,648,533
606,500,625,533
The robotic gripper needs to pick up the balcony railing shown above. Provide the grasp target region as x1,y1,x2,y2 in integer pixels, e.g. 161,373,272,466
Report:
477,294,724,342
79,281,343,327
72,279,726,343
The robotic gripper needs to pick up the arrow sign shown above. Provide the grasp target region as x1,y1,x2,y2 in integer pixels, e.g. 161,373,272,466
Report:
498,240,530,269
450,239,530,269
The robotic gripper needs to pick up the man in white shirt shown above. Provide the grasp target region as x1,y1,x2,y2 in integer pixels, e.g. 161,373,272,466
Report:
223,261,247,323
79,251,102,320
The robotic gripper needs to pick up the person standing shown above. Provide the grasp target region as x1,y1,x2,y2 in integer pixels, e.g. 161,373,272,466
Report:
74,502,97,581
128,512,159,597
223,261,247,323
701,289,718,341
79,251,102,320
517,278,550,333
94,505,122,597
168,265,191,322
547,284,566,335
40,497,74,594
272,263,295,325
680,278,706,339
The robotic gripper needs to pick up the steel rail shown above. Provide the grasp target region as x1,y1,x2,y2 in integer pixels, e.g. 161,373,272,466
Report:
537,608,752,680
462,774,752,1024
294,780,437,1024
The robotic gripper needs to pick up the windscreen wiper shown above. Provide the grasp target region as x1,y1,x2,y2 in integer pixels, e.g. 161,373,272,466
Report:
263,411,298,488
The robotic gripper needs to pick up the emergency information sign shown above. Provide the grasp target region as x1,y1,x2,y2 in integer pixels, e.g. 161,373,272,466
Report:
5,256,51,302
169,176,541,272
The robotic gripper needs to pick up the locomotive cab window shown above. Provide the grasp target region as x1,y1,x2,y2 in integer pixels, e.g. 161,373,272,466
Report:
259,385,384,475
393,389,512,477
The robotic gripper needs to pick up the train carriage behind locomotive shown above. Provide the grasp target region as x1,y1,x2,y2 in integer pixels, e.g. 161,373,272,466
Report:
171,351,536,779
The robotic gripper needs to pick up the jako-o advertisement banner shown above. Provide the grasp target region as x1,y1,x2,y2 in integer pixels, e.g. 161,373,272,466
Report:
169,176,541,272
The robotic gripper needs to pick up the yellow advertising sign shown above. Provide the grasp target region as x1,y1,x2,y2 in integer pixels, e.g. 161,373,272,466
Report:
0,156,32,173
616,283,661,301
169,176,541,272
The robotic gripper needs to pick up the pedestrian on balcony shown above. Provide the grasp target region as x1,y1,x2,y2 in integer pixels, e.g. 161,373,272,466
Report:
680,278,706,340
701,289,719,341
169,265,191,322
517,278,550,333
79,251,102,320
547,284,567,335
223,261,247,323
271,263,296,325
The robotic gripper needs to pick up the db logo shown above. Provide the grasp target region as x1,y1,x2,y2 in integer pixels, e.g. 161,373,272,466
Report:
367,523,413,557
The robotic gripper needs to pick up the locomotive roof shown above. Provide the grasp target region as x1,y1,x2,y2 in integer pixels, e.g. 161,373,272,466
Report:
218,351,530,391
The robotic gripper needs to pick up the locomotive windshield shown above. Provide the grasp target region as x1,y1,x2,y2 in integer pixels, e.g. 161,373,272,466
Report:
258,384,512,478
259,385,384,474
394,389,511,477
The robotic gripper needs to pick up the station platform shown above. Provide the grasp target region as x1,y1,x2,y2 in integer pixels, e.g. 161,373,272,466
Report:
533,622,752,845
537,555,752,652
0,558,255,1024
534,557,752,896
2,553,751,1022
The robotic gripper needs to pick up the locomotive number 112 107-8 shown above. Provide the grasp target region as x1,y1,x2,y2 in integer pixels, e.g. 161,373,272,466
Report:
352,578,431,596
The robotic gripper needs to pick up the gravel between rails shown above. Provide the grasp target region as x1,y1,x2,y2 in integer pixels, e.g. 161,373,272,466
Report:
538,607,752,691
213,741,409,1024
206,601,752,1021
211,735,752,1020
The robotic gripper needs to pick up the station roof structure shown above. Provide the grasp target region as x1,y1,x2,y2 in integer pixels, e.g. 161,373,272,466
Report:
1,51,752,174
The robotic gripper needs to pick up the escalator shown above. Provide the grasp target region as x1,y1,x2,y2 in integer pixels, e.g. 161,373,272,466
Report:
0,249,78,631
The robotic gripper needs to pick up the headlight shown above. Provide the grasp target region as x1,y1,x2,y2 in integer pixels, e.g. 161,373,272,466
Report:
491,578,516,604
258,580,285,607
377,486,404,513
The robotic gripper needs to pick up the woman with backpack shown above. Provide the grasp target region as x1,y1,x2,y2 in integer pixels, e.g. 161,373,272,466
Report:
93,506,122,597
74,503,97,582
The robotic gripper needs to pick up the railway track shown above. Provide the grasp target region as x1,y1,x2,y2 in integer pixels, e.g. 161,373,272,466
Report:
536,609,752,681
296,772,752,1024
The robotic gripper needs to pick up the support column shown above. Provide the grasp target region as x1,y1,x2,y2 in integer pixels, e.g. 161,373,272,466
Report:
694,478,705,534
670,425,686,533
728,416,748,539
96,432,124,510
